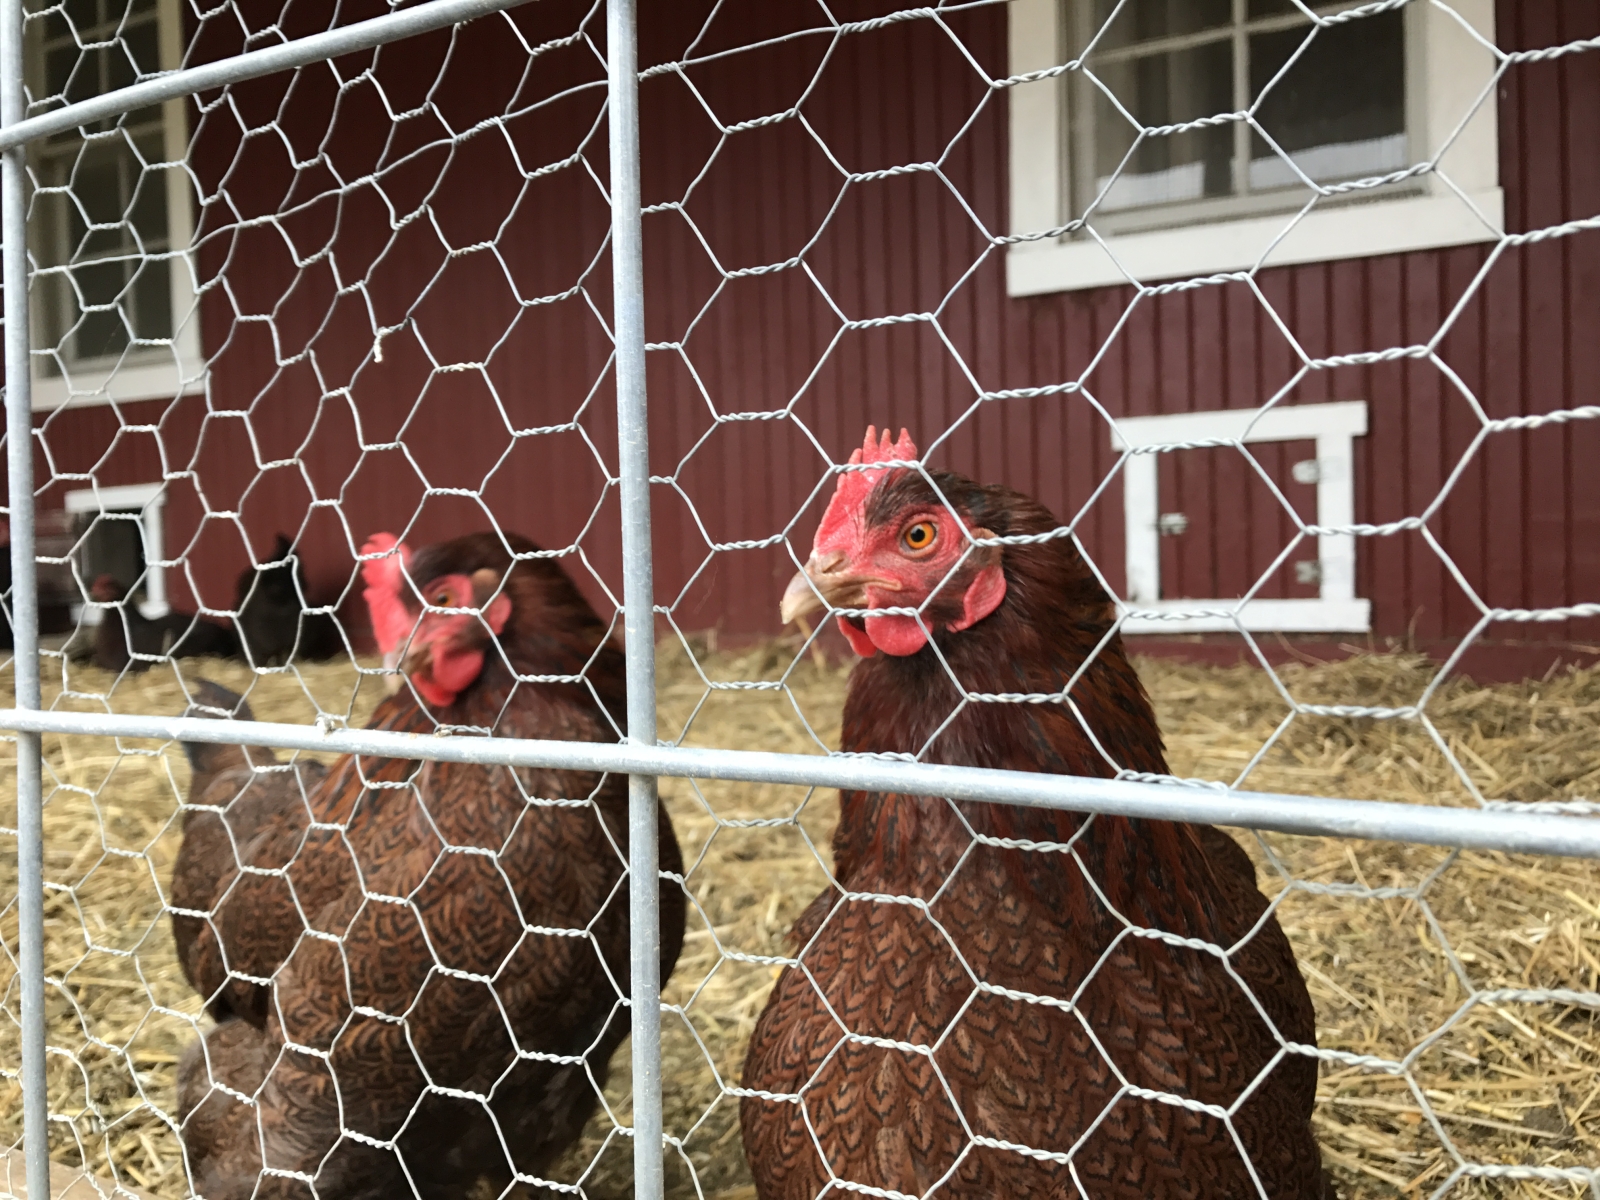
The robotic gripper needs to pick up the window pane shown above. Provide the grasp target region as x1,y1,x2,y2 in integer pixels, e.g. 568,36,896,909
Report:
123,19,159,76
1090,0,1231,52
74,259,132,359
1090,42,1234,211
132,258,171,340
39,8,71,44
1249,11,1406,190
72,149,125,226
63,0,100,33
129,162,168,248
106,32,137,90
81,225,127,260
63,46,104,104
30,0,179,368
36,188,76,352
44,44,75,100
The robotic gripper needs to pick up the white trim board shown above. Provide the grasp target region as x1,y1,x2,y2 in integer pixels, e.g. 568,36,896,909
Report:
1008,189,1504,296
31,357,206,413
63,483,168,514
1112,401,1371,636
1007,0,1502,296
1108,401,1369,450
1123,598,1372,635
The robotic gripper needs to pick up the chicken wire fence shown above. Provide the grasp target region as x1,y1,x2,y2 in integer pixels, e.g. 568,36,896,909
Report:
0,0,1595,1198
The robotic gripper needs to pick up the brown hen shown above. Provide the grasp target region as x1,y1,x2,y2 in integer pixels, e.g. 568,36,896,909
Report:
741,429,1324,1200
171,531,686,1199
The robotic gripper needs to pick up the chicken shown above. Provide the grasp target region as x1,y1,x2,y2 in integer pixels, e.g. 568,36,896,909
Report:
235,533,342,665
171,530,686,1200
740,429,1324,1200
91,574,236,671
0,545,75,648
169,680,326,1027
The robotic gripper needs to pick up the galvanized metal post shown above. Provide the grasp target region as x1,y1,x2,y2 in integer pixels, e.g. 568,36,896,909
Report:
1,0,50,1194
605,0,665,1195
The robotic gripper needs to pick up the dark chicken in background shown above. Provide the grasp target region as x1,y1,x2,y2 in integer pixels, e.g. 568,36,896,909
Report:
170,530,686,1199
91,574,237,671
741,429,1324,1199
234,533,342,665
0,544,76,648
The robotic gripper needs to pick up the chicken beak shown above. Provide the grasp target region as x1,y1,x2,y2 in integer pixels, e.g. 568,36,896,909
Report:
382,648,405,695
780,552,871,625
386,641,438,695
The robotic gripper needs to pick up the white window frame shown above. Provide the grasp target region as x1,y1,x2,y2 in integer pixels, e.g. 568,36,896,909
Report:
1007,0,1503,296
64,481,168,621
27,0,205,412
1111,400,1369,634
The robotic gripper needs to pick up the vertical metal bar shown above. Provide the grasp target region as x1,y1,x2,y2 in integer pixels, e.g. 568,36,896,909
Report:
1,0,49,1193
605,0,664,1196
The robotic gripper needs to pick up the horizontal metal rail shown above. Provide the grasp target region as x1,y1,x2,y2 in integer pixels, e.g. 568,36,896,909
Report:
1,707,1596,859
0,0,535,153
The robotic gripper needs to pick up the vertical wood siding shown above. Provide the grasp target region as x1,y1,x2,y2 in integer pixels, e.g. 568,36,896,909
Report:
18,0,1600,676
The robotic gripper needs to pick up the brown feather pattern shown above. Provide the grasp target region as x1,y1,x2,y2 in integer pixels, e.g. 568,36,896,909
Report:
741,474,1324,1200
169,533,686,1199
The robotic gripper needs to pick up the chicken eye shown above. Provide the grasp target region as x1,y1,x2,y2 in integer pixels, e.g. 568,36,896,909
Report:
432,590,451,607
901,521,937,553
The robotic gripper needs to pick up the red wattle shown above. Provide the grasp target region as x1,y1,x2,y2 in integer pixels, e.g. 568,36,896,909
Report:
413,673,459,708
863,613,928,657
849,567,1006,657
836,616,878,658
421,646,488,705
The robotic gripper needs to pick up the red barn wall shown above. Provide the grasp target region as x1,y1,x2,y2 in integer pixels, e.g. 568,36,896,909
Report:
19,0,1600,679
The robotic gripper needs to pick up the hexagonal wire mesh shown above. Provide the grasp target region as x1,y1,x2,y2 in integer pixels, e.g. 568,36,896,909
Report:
0,1,1597,1199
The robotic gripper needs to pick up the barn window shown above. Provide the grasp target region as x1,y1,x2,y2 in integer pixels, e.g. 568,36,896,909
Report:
1072,1,1406,222
1111,400,1369,634
64,483,168,623
1007,0,1503,294
25,0,203,410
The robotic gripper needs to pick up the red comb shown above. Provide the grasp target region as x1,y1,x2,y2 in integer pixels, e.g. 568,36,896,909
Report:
812,426,918,555
360,532,415,656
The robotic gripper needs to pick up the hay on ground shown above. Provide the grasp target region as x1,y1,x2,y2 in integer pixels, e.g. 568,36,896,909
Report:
0,645,1595,1199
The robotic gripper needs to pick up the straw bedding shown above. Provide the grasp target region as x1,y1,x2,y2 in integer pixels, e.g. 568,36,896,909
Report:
0,643,1596,1199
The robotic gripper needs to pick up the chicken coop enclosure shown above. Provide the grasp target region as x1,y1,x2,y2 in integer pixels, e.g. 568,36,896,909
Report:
0,0,1598,1198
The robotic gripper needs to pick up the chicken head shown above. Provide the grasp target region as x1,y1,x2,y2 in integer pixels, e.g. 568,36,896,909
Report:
360,532,511,706
90,574,126,604
781,426,1006,657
